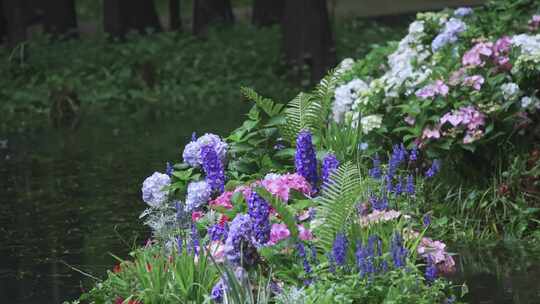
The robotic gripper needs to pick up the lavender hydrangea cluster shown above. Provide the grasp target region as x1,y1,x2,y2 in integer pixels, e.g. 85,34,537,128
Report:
332,233,348,266
141,172,171,207
295,130,319,190
247,192,271,245
224,214,257,266
321,153,340,185
201,145,225,193
432,18,467,52
182,133,228,168
185,180,212,211
454,7,473,17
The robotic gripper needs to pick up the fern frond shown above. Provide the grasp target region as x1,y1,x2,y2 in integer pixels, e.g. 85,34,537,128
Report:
240,86,284,117
281,92,322,142
314,161,366,251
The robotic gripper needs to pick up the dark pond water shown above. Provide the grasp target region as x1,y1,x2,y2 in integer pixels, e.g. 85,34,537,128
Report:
1,107,540,304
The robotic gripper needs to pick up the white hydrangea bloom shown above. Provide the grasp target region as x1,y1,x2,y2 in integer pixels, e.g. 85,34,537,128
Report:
501,83,520,101
141,172,171,207
360,115,383,134
185,180,212,212
512,34,540,56
335,58,355,75
521,96,540,109
332,78,369,123
182,133,228,167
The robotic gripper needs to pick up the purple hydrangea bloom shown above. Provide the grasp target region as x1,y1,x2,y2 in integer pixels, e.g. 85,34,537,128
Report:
454,7,473,17
224,214,257,266
182,133,228,168
247,191,271,245
425,160,441,178
201,145,225,193
142,172,171,207
185,181,212,211
295,130,319,190
321,153,340,185
391,232,408,268
432,18,467,52
332,233,348,266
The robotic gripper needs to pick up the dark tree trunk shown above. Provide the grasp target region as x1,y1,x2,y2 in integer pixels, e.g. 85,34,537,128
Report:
169,0,181,31
2,0,28,48
104,0,162,39
0,4,5,43
42,0,78,39
282,0,336,83
192,0,234,35
252,0,284,27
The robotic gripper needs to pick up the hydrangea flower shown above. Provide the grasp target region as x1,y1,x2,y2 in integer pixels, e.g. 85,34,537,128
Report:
528,15,540,31
268,223,290,245
261,173,312,202
431,18,467,52
209,191,234,209
224,214,257,266
295,130,319,190
462,41,493,67
463,75,485,91
321,153,340,185
201,145,225,193
454,7,473,17
185,181,212,211
332,79,369,123
142,172,171,207
182,133,228,168
422,126,441,140
415,80,449,99
360,115,383,134
359,209,402,227
501,83,520,100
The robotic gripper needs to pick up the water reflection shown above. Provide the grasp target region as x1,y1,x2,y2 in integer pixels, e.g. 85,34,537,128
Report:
0,106,247,303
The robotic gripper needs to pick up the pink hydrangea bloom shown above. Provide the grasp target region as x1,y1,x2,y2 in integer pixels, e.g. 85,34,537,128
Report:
268,223,290,245
463,75,485,91
417,237,456,274
440,112,463,127
261,173,311,202
460,106,486,130
492,36,512,71
529,15,540,31
416,80,449,100
192,211,204,222
422,126,441,140
209,191,234,209
298,225,314,241
462,41,493,67
448,68,467,86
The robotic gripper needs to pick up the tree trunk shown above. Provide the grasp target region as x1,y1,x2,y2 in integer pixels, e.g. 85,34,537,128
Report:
0,3,5,43
252,0,283,27
282,0,336,83
169,0,181,31
2,0,28,48
42,0,78,39
192,0,234,35
104,0,162,39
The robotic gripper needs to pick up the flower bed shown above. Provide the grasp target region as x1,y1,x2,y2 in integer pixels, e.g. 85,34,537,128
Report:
76,1,540,303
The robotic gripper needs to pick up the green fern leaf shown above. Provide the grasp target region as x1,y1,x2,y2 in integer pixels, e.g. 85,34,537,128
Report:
240,87,284,117
314,161,366,251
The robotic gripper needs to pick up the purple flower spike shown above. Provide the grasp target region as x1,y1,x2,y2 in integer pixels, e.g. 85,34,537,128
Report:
332,233,348,266
201,145,225,193
295,130,319,191
322,153,340,185
247,191,271,245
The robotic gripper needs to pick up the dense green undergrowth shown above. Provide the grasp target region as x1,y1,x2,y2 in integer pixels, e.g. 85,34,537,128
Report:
0,19,406,133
